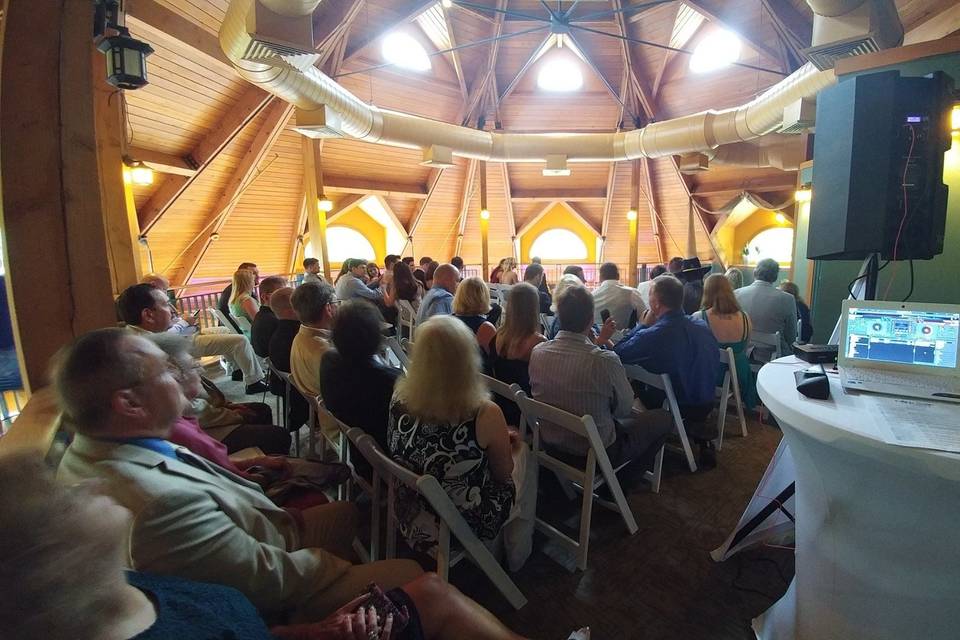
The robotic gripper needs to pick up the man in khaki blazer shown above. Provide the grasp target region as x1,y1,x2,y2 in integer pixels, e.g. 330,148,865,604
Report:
54,329,422,620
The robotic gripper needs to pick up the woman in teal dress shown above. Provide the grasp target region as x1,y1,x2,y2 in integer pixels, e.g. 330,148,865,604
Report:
228,268,260,339
696,274,758,409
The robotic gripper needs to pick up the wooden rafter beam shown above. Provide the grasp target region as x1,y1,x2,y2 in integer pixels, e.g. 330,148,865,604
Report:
341,0,436,65
682,0,785,70
599,162,617,261
126,0,233,71
454,159,478,256
497,33,553,104
511,188,606,202
612,0,656,120
904,4,960,45
127,147,196,176
288,192,309,275
461,0,506,125
138,87,273,233
760,0,811,70
324,178,429,198
172,101,294,287
500,163,516,240
313,0,366,58
408,168,445,237
443,8,470,103
641,157,666,263
691,181,797,198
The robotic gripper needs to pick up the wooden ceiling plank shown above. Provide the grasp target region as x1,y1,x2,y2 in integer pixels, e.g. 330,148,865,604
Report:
454,158,478,256
682,0,785,69
288,192,309,274
497,33,554,104
325,177,429,198
903,4,960,45
760,0,811,69
460,0,506,125
138,86,273,233
127,146,196,176
500,162,516,239
314,0,366,58
511,187,606,201
408,168,445,236
641,157,666,263
126,0,234,71
173,100,295,287
443,8,470,103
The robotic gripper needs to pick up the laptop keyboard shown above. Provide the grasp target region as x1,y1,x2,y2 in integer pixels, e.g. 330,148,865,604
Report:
845,368,958,393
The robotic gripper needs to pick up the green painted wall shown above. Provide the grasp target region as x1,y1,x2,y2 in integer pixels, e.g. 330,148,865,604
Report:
806,52,960,343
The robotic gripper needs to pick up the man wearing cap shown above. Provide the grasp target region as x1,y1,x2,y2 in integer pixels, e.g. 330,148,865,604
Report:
677,257,713,315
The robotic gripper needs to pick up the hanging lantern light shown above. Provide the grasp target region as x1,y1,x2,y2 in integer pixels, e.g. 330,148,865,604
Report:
317,195,334,212
124,158,154,186
97,27,154,90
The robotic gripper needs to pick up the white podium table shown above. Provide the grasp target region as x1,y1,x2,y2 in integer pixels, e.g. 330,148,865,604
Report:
754,358,960,640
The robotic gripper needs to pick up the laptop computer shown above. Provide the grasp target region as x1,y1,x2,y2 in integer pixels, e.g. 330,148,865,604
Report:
838,300,960,403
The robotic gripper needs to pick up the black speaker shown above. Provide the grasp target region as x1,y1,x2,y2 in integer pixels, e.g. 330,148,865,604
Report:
807,70,954,261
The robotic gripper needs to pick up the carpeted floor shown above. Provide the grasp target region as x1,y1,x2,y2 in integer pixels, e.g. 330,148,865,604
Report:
219,370,793,640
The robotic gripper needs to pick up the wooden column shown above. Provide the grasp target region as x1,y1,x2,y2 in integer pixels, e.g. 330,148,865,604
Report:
479,161,489,281
0,0,140,390
627,160,641,286
303,138,332,282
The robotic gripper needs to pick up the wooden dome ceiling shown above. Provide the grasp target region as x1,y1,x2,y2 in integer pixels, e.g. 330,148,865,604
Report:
123,0,959,285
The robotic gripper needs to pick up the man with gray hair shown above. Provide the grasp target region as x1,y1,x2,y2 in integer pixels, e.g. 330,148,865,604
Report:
290,281,338,399
55,328,423,621
735,257,797,356
416,263,459,324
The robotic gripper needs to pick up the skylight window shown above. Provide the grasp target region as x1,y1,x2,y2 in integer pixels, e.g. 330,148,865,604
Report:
537,56,583,92
689,30,741,74
381,32,432,72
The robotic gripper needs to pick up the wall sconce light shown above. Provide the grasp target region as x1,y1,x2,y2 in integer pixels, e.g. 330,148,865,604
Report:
775,212,788,225
318,196,334,212
480,208,490,220
626,209,638,221
124,157,154,185
94,2,153,90
951,105,959,132
795,187,812,203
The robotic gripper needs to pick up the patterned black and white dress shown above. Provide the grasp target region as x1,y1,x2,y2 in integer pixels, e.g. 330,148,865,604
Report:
387,399,515,552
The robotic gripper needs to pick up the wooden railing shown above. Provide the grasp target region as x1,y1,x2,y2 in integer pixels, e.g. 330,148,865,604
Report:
0,388,60,456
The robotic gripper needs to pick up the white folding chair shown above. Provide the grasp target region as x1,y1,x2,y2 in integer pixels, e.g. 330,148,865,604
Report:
396,300,417,340
230,312,252,334
356,435,528,609
304,393,345,464
384,337,411,371
207,307,241,334
480,374,525,438
344,425,380,562
748,330,783,378
517,392,648,571
623,365,698,473
716,347,748,451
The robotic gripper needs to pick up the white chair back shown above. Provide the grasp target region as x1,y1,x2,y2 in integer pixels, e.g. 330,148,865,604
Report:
715,347,748,451
749,330,782,363
355,435,527,609
622,365,698,473
207,308,241,334
384,337,410,371
397,299,417,340
516,392,640,571
480,374,525,438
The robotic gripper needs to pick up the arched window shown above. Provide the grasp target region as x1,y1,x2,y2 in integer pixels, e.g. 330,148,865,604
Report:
743,227,794,265
306,226,376,263
529,228,589,261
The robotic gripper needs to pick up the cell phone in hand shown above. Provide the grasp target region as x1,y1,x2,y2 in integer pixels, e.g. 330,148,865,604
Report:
600,309,611,323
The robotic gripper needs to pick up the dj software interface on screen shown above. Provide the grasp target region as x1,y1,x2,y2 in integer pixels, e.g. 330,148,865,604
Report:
845,309,960,368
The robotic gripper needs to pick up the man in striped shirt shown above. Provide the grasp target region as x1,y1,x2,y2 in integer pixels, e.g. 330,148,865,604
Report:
528,285,671,468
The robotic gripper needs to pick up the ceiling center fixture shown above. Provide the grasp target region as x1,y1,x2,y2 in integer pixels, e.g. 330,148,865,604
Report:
689,30,742,74
381,32,431,72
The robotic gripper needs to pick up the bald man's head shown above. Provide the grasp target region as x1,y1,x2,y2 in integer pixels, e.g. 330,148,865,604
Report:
432,264,460,293
141,273,170,291
270,287,296,320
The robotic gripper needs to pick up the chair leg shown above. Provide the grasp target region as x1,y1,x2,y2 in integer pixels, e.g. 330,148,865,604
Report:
594,451,639,535
436,525,451,582
386,482,398,560
717,373,731,451
730,368,748,437
576,462,597,571
370,473,381,562
673,414,698,473
650,446,663,494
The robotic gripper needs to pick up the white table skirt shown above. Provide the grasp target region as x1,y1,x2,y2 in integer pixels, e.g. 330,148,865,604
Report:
755,357,960,640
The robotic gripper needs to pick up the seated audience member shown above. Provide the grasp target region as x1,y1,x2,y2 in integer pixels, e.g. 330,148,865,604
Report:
384,260,424,312
1,459,528,640
148,333,293,471
419,256,434,270
416,263,459,324
290,281,337,399
735,258,797,356
489,283,546,426
530,256,551,296
614,275,721,464
367,263,382,288
412,267,429,291
545,274,585,338
402,256,416,268
678,257,712,315
250,276,287,358
499,258,520,285
192,374,289,455
490,258,506,284
117,283,268,394
592,262,646,330
667,256,684,275
522,263,552,314
563,265,585,283
422,261,439,289
267,287,308,430
725,267,744,291
450,256,465,273
779,280,813,343
302,257,324,285
333,261,351,286
320,300,400,467
54,329,424,621
637,264,667,308
140,273,202,336
388,316,518,551
336,259,384,302
453,276,498,353
529,286,672,470
219,261,258,333
696,275,757,410
381,254,400,290
229,268,261,337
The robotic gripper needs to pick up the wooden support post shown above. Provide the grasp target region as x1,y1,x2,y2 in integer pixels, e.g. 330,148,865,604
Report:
479,161,489,282
641,158,666,263
303,138,332,282
628,160,641,287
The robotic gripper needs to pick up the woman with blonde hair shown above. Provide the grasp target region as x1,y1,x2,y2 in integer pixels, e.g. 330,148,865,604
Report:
228,268,259,337
697,273,757,408
453,276,497,352
388,316,518,551
498,257,519,285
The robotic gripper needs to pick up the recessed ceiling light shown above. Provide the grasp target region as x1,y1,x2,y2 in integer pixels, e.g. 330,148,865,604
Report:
689,30,741,74
381,32,432,72
537,56,583,92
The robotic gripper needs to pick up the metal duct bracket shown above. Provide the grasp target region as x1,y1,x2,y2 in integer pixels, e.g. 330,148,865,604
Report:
542,154,571,176
293,105,345,138
242,1,320,72
421,145,456,168
804,0,903,70
780,98,817,134
678,153,710,173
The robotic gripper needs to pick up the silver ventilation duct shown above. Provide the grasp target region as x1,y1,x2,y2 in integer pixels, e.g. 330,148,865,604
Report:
804,0,903,70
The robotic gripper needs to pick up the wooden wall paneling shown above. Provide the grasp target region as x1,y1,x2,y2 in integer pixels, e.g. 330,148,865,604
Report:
127,0,235,69
407,168,445,239
454,159,478,256
289,192,309,275
409,160,466,259
172,100,295,287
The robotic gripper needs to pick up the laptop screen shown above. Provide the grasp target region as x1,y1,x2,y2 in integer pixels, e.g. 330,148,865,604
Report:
844,307,960,369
